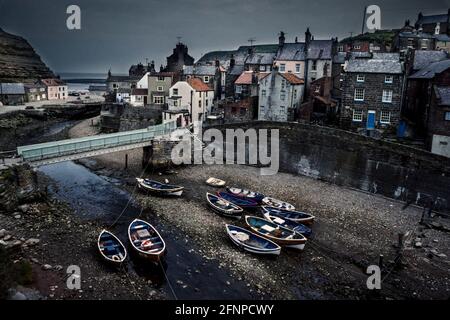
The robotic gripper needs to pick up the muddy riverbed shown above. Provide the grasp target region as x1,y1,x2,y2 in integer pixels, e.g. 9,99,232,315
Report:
1,116,449,300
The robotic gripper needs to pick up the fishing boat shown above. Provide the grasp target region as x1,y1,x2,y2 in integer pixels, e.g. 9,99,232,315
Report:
261,197,295,211
244,216,307,250
206,177,226,187
226,187,265,203
97,230,127,264
128,219,166,262
261,206,315,225
225,224,281,256
136,178,183,196
263,212,312,238
217,192,259,208
206,193,243,218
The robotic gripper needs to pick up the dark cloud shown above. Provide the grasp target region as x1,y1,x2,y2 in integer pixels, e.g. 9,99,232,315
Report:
0,0,449,73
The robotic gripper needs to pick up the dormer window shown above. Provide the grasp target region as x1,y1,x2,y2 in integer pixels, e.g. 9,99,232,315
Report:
356,75,365,82
203,76,209,83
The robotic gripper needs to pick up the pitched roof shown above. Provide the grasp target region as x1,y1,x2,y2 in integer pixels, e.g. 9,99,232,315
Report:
41,78,66,86
187,78,213,91
229,64,245,76
307,40,333,60
345,53,403,74
106,75,139,82
245,52,276,65
410,59,450,79
234,71,270,85
416,13,448,25
435,86,450,106
413,50,448,70
279,73,304,85
0,83,25,94
398,31,436,39
276,43,306,61
183,65,216,76
149,72,175,77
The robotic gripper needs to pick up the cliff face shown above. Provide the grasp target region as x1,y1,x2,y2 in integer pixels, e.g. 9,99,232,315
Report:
0,28,55,83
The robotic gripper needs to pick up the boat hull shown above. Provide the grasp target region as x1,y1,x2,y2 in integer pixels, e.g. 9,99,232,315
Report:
137,178,183,196
206,193,243,218
226,225,281,256
262,206,315,225
128,219,166,263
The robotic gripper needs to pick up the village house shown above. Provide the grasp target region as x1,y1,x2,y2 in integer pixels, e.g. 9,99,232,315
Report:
258,68,304,122
428,86,450,157
182,62,225,99
393,23,437,54
165,41,195,74
273,32,305,77
299,76,337,124
106,71,140,93
41,78,67,100
234,71,266,99
115,88,131,103
225,57,245,97
403,59,450,151
130,88,148,106
164,78,214,126
24,83,47,102
415,10,450,36
0,83,25,105
340,53,404,134
129,61,155,78
148,72,176,106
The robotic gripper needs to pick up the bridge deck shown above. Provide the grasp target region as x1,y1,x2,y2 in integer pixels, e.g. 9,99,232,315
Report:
17,122,177,163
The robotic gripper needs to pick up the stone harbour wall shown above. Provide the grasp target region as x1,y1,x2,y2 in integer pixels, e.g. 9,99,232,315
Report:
206,121,450,213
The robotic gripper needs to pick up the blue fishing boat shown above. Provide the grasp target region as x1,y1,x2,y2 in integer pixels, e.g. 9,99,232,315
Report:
217,192,259,208
261,206,315,225
136,178,183,196
226,187,265,203
97,230,127,264
263,212,312,237
226,225,281,256
206,193,243,218
244,216,307,250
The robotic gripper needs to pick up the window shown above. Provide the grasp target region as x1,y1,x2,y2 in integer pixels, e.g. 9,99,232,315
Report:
153,96,164,104
260,106,265,114
407,39,414,49
295,64,301,73
354,45,361,50
382,90,393,103
198,100,201,108
281,79,286,90
385,75,393,84
279,64,286,72
445,112,450,121
354,88,365,101
294,89,297,99
338,45,344,52
261,89,266,98
280,91,286,101
380,111,390,124
206,99,209,107
157,86,164,92
279,106,285,115
236,85,242,94
173,88,178,95
352,109,363,122
311,61,317,71
158,76,165,81
260,65,266,71
173,100,178,107
357,75,365,82
204,76,209,83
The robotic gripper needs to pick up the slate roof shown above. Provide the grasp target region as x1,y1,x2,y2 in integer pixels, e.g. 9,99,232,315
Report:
0,83,25,94
107,75,139,82
228,65,245,76
416,14,448,25
398,31,436,39
345,53,403,74
187,78,213,91
434,34,450,42
307,40,333,60
435,86,450,106
410,59,450,79
413,50,448,70
275,43,306,61
149,72,175,78
333,52,347,64
183,65,216,76
245,52,276,65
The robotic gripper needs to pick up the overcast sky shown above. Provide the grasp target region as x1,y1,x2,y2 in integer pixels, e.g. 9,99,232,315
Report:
0,0,449,74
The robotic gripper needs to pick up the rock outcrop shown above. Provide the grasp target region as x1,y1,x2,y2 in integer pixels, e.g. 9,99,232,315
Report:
0,28,55,83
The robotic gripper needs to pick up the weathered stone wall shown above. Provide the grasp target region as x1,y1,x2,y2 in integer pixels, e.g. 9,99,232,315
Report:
118,106,162,131
207,121,450,213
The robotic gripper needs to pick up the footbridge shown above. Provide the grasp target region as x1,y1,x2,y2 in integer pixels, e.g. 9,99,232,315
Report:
14,121,180,167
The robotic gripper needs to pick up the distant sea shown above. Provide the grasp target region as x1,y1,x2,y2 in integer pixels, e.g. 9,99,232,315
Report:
58,72,108,91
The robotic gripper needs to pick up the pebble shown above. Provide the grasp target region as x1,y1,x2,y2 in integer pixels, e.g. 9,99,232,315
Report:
10,291,27,300
3,235,12,241
14,214,22,219
0,229,6,238
42,264,52,270
25,238,40,246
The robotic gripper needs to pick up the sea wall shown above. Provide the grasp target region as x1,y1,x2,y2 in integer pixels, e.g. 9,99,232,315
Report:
206,121,450,213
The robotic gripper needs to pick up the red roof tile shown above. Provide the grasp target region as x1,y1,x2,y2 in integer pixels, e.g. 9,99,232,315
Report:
235,71,270,85
41,78,65,86
279,73,304,85
187,78,212,91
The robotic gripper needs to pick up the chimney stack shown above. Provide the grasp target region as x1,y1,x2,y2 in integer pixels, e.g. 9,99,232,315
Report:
305,28,312,47
279,31,285,47
230,54,235,69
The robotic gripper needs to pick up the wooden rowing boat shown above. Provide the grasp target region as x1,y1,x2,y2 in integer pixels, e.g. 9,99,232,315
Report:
225,187,265,203
226,224,281,256
263,212,312,237
261,206,315,225
128,219,166,262
217,192,259,208
261,197,295,211
206,192,243,218
97,230,127,264
136,178,183,196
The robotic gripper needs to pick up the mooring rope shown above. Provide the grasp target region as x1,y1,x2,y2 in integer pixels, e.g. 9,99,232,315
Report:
159,260,178,300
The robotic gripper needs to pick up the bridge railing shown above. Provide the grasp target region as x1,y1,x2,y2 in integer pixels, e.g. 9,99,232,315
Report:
17,121,177,162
